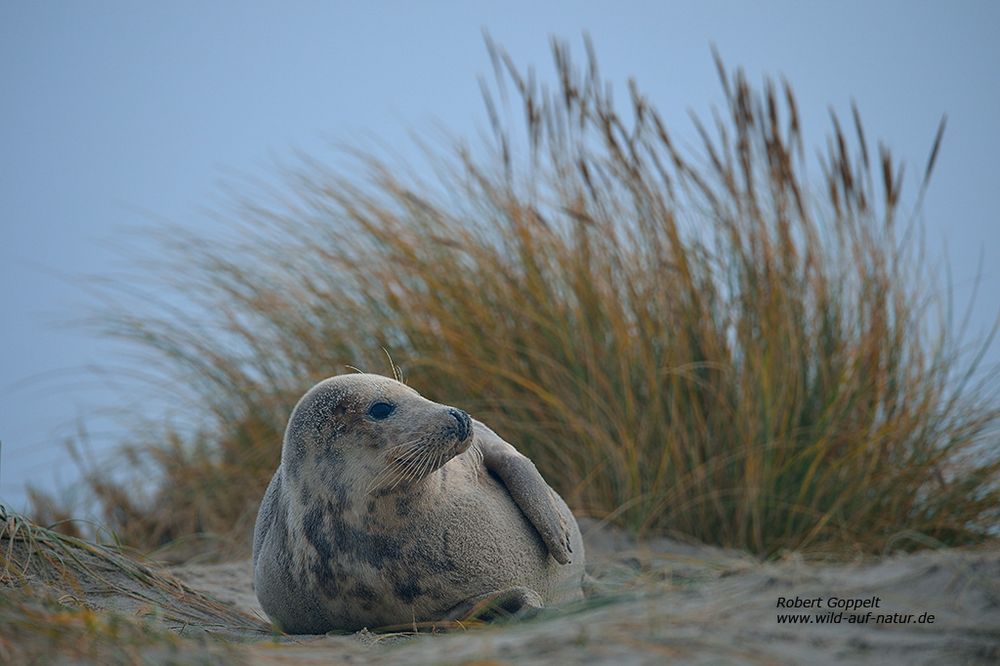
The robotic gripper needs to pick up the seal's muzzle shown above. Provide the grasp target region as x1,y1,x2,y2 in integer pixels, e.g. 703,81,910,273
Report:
449,408,472,441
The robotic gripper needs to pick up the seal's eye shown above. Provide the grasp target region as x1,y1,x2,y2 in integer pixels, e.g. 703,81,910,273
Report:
368,401,395,420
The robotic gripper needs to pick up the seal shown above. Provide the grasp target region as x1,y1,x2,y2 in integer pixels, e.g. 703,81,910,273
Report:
252,372,585,633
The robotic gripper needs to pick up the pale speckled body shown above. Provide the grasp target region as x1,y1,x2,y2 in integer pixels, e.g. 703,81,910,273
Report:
252,374,584,633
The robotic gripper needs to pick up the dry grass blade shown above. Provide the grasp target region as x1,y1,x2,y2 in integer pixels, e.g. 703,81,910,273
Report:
1,506,270,637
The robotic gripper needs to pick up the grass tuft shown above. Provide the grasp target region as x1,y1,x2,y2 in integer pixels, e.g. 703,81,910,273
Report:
30,38,1000,556
1,505,263,663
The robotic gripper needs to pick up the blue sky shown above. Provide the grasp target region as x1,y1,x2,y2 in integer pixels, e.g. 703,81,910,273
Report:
2,1,999,509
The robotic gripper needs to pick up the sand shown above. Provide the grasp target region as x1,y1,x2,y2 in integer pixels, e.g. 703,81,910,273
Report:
4,511,999,664
167,518,1000,665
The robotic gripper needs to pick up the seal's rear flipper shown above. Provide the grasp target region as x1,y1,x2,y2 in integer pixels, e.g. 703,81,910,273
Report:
472,420,573,564
445,586,544,623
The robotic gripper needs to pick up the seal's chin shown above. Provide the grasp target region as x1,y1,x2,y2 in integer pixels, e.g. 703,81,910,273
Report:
445,431,474,460
425,425,474,469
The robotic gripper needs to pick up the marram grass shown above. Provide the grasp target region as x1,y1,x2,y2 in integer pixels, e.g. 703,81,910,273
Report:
0,506,260,663
31,39,1000,557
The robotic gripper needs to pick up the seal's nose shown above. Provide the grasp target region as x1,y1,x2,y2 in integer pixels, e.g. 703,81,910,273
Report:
448,408,471,440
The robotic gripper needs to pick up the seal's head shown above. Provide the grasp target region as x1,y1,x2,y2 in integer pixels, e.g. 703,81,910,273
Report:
280,373,474,499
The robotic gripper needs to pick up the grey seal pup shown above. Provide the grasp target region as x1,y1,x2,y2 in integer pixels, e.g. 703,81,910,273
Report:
252,373,585,633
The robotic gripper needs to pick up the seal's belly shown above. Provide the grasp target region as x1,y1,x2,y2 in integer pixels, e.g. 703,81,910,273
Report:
348,467,562,626
425,471,554,588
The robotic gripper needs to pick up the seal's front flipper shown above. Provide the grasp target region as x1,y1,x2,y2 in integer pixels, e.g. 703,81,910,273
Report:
472,420,573,564
445,586,544,623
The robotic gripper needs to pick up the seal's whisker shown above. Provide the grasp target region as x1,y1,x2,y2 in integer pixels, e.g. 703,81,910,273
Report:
372,470,398,494
386,462,416,487
434,450,447,478
371,447,423,493
367,466,398,493
364,471,390,495
366,445,425,494
388,444,425,465
386,435,433,461
409,447,436,484
416,449,432,479
370,468,401,495
384,437,425,453
469,442,485,479
391,462,413,489
420,449,438,480
390,450,426,489
404,451,429,485
427,444,446,477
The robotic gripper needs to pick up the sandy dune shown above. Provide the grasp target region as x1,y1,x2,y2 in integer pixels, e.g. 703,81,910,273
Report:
3,507,998,664
159,518,1000,664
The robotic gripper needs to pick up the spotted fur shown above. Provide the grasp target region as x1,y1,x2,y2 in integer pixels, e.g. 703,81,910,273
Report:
252,373,585,633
